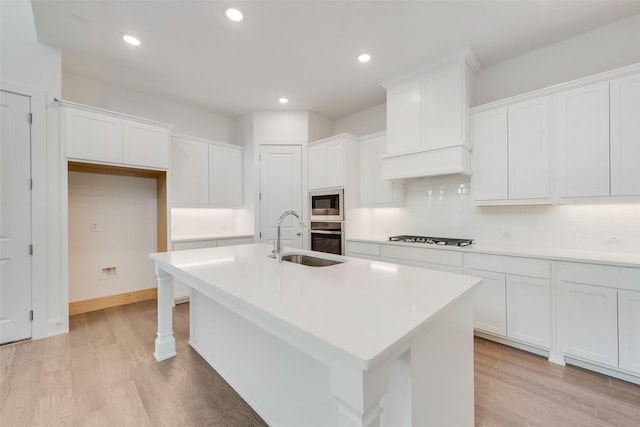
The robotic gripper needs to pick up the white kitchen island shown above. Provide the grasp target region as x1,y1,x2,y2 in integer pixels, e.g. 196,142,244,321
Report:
150,244,481,427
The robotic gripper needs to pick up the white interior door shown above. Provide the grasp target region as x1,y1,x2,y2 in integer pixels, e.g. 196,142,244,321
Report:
0,90,32,344
259,145,303,249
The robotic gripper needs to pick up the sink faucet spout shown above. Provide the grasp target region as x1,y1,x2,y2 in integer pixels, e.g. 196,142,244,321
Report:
276,210,304,263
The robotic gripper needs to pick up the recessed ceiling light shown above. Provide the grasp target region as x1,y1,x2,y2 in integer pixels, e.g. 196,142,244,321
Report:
226,8,243,22
123,34,141,46
358,53,371,63
278,97,289,104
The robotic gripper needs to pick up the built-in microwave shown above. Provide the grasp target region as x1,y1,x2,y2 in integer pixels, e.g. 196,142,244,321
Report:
309,189,344,221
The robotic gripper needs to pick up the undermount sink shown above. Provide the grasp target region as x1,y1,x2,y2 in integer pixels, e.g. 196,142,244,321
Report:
269,253,345,267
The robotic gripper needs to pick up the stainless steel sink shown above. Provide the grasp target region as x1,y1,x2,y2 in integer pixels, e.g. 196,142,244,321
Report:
268,253,345,267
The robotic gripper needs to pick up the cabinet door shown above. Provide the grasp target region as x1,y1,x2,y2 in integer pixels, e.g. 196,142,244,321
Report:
555,82,610,198
471,108,508,201
325,140,345,188
558,282,618,367
610,73,640,196
359,135,393,205
209,145,243,207
467,269,507,336
387,79,422,154
506,275,551,348
65,108,123,163
619,290,640,374
123,120,169,169
508,97,551,200
170,137,209,205
307,144,327,190
423,64,463,150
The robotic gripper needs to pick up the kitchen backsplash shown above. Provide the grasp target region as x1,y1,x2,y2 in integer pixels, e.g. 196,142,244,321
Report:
353,175,640,253
171,208,241,238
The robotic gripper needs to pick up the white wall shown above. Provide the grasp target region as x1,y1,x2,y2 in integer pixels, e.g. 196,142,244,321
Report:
1,0,66,338
68,172,158,302
171,208,249,238
333,103,386,137
62,72,236,144
476,13,640,105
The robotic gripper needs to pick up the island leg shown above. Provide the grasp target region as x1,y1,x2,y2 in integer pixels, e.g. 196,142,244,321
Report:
330,360,391,427
154,265,176,361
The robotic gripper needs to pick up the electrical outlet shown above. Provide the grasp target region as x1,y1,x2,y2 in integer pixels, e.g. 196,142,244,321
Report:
501,232,512,240
90,221,99,232
605,236,622,245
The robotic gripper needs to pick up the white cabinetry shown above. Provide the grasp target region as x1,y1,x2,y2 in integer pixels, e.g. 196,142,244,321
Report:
358,132,404,206
465,253,551,349
471,96,551,205
610,73,640,197
382,245,463,274
619,290,640,374
171,134,243,207
557,261,640,374
346,241,381,261
380,50,479,179
555,82,610,200
307,134,357,190
62,104,170,169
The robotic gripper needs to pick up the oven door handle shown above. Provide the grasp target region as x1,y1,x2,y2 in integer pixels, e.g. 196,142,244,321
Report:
310,230,343,235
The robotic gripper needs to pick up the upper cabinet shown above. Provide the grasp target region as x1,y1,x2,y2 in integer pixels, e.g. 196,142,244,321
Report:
472,96,552,205
61,103,171,170
471,64,640,205
610,73,640,197
358,132,404,206
171,134,243,207
380,49,481,180
307,134,358,190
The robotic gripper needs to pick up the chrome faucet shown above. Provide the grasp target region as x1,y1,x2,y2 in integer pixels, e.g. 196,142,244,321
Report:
275,210,304,263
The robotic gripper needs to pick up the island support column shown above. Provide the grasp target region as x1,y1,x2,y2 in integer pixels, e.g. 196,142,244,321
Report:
154,265,176,361
330,359,392,427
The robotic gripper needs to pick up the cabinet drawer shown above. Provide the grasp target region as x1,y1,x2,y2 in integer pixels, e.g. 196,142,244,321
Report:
464,253,550,279
347,241,381,257
172,240,218,251
557,262,640,292
383,245,462,267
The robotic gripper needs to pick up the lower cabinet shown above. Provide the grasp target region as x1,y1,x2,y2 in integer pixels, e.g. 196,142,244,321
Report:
465,253,551,349
557,261,640,375
382,244,463,273
619,290,640,374
346,241,381,261
171,237,254,302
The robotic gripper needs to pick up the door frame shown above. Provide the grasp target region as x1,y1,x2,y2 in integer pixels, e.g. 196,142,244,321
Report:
0,81,55,339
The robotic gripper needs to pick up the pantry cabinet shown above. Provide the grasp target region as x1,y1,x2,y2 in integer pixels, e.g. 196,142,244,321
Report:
171,134,243,207
358,132,404,206
307,134,358,190
62,104,170,169
471,96,552,205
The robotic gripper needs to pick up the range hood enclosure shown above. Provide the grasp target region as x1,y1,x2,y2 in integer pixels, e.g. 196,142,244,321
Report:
381,48,481,180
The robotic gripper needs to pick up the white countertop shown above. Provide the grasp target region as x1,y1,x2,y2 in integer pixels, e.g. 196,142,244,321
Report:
171,233,254,243
347,236,640,268
150,243,481,369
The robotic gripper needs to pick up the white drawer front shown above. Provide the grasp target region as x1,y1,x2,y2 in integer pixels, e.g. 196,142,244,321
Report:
383,244,463,267
347,241,381,257
557,262,640,292
464,253,550,279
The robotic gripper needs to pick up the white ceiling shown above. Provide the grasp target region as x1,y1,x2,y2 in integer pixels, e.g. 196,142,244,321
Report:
32,1,640,119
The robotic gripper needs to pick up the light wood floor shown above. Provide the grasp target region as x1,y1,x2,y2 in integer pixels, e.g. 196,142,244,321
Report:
1,299,639,426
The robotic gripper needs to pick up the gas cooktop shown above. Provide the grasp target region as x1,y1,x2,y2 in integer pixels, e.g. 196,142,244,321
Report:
388,235,473,247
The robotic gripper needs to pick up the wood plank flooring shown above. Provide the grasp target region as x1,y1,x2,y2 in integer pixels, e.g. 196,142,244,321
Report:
1,299,639,426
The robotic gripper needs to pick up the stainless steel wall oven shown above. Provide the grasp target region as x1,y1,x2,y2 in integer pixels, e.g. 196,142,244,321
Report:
309,221,344,256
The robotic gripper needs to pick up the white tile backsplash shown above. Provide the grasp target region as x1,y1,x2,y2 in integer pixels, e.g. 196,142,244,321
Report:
351,175,640,253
